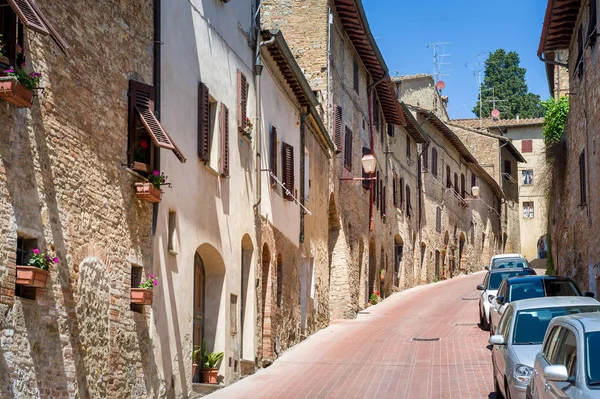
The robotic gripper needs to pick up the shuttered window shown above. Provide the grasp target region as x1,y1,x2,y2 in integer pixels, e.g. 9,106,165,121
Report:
461,174,466,198
128,80,186,172
219,104,230,177
361,147,371,190
353,60,359,94
406,135,411,160
198,82,211,161
344,126,353,171
237,70,249,132
504,160,512,176
406,185,411,217
392,171,398,206
521,140,533,153
6,0,67,53
471,173,477,193
282,143,294,201
270,126,278,187
446,166,452,188
387,123,395,137
589,0,597,46
422,146,429,170
436,207,442,232
431,148,438,177
399,177,404,207
334,105,343,152
580,150,587,206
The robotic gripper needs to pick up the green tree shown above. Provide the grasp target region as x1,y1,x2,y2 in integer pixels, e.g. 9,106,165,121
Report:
473,49,544,119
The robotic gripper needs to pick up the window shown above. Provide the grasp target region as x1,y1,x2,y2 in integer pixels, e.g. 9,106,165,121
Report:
498,305,514,339
406,135,411,160
522,170,533,185
578,25,584,80
16,236,37,266
580,150,587,206
392,170,398,207
453,173,459,195
344,126,353,171
219,104,230,176
168,211,177,253
334,105,343,152
198,82,211,161
394,244,403,274
399,177,404,207
589,0,598,46
543,326,563,361
129,81,186,173
521,139,533,153
446,166,451,188
422,146,428,170
431,148,438,177
353,59,359,94
270,126,278,187
460,173,466,198
405,185,411,216
436,207,442,232
387,123,395,137
523,201,534,218
237,70,249,132
130,265,144,312
282,142,294,201
504,160,512,176
471,173,476,193
230,294,238,335
361,147,371,190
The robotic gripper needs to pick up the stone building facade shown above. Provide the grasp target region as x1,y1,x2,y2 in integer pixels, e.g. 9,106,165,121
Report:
0,0,162,397
539,0,600,296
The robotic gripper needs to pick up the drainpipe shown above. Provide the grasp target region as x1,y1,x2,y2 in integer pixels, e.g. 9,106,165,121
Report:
152,0,162,235
538,53,568,68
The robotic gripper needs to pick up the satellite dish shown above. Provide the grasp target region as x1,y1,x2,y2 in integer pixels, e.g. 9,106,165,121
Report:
491,109,500,118
436,80,446,90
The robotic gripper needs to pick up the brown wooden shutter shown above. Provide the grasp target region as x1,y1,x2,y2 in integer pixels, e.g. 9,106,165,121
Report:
344,126,352,170
237,71,249,130
461,174,466,198
271,126,278,186
8,0,48,35
399,177,404,206
521,140,533,153
382,186,386,217
27,0,68,53
432,148,438,177
353,60,359,94
406,185,411,216
220,104,230,176
130,80,187,163
198,82,210,161
334,105,343,152
282,143,294,201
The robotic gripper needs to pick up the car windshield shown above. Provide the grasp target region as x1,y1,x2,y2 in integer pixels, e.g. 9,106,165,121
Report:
508,279,581,302
586,331,600,387
489,271,530,290
492,257,530,269
513,306,600,345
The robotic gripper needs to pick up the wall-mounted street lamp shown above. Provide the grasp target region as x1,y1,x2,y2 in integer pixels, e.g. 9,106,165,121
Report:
340,153,377,181
464,186,480,201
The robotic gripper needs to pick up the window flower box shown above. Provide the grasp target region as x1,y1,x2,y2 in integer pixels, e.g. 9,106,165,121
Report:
134,182,162,203
130,288,153,305
0,78,33,108
16,265,50,288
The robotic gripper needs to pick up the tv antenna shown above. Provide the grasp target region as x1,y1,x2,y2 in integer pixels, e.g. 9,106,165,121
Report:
426,42,452,93
466,52,488,129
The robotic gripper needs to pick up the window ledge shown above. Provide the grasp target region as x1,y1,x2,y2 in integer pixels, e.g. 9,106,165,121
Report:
204,164,221,177
124,167,148,181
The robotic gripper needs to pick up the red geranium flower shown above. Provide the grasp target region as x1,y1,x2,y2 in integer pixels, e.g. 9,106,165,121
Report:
140,140,148,149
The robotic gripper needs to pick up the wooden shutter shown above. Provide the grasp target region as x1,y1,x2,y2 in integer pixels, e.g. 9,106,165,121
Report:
270,127,278,186
8,0,48,35
237,71,249,130
399,177,404,206
27,0,68,53
432,148,438,177
334,105,343,152
454,173,459,194
461,174,466,198
392,171,397,206
422,147,428,169
130,81,187,163
580,150,586,205
353,60,359,94
282,143,294,201
219,104,230,176
361,147,371,190
406,185,411,216
521,140,533,153
387,123,395,137
198,82,210,161
344,126,352,170
590,0,597,45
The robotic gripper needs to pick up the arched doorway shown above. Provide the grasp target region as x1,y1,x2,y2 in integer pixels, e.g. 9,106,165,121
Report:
240,235,254,361
261,243,273,361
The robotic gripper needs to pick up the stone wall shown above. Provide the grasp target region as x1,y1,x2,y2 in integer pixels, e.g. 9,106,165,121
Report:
0,0,158,397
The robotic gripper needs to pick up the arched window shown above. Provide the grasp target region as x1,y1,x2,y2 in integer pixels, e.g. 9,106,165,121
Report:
446,166,451,188
461,173,466,198
431,148,438,177
454,173,459,194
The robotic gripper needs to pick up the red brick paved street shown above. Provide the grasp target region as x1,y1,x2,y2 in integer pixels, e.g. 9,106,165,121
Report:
209,271,496,399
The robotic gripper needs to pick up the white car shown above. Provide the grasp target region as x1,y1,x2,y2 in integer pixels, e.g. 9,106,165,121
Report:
487,253,530,270
528,312,600,399
478,268,535,331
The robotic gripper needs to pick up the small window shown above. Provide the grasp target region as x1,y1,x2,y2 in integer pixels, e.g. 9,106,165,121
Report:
387,123,395,137
353,59,359,94
405,185,411,216
237,70,249,132
406,135,411,160
504,160,512,177
431,148,438,177
168,211,177,253
15,236,38,300
344,126,353,171
446,166,452,188
522,170,534,185
422,146,428,170
523,201,534,218
521,140,533,153
580,150,587,206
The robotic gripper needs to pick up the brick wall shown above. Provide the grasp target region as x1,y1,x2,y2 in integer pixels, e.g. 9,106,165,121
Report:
0,0,158,397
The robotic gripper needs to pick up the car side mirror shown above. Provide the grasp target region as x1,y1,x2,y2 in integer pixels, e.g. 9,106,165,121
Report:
477,284,485,291
488,335,505,346
496,296,504,305
484,266,489,270
584,292,595,298
543,365,569,382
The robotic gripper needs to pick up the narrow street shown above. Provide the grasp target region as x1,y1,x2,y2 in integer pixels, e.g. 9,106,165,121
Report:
210,272,494,399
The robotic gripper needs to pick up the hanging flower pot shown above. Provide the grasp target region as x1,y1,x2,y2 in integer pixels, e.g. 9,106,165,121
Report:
134,182,161,203
130,288,153,305
16,266,50,288
0,78,33,108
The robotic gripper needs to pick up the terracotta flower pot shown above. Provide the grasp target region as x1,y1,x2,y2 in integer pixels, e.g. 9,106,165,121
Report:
130,288,153,305
16,266,49,288
0,79,33,108
379,274,385,282
201,368,219,384
134,182,161,203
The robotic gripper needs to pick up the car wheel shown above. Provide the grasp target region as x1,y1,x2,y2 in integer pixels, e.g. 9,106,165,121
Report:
494,375,504,399
479,307,485,329
482,309,490,331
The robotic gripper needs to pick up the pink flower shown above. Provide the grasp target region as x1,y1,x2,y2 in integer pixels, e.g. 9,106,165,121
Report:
4,68,14,74
148,273,154,279
153,279,158,286
53,257,59,263
153,170,160,176
32,248,40,254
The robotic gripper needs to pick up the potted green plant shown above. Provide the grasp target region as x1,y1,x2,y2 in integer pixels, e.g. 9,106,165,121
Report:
135,170,167,203
130,273,158,305
16,248,57,288
368,292,379,305
0,61,42,108
200,339,223,384
379,268,386,282
192,345,202,382
241,116,253,140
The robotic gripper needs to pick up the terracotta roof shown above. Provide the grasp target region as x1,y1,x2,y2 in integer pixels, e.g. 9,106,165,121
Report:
333,0,405,126
391,74,433,82
451,117,544,129
538,0,581,56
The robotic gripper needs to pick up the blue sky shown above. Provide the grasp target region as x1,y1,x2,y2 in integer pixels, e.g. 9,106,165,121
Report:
363,0,549,119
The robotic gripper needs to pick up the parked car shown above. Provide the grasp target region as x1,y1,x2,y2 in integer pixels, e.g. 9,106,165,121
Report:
490,276,592,335
489,297,600,399
528,312,600,399
487,253,530,270
478,268,537,330
491,256,532,270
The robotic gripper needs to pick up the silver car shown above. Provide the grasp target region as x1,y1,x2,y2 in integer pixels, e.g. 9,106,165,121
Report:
528,312,600,398
489,297,600,399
